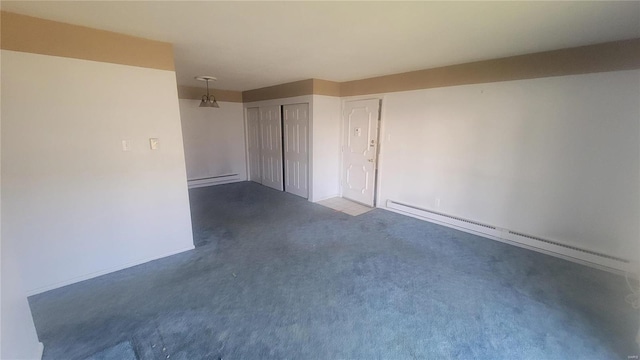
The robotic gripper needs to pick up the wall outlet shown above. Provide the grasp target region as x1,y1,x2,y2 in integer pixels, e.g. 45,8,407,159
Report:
121,140,130,151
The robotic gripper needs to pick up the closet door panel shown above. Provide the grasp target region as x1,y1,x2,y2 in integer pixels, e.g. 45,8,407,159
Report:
246,107,261,183
259,105,283,191
283,103,309,198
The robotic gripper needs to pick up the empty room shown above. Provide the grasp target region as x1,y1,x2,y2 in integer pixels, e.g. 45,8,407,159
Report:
1,1,639,359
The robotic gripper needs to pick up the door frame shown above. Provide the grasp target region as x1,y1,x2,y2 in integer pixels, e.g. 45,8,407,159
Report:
339,96,385,207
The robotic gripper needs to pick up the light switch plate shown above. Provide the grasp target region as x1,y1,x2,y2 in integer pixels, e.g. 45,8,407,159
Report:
149,138,159,150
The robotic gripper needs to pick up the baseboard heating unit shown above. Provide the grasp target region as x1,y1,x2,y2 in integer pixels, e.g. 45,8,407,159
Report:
187,173,241,189
385,200,631,274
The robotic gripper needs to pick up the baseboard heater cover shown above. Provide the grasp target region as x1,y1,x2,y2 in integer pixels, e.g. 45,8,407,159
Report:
386,199,630,272
188,173,241,188
507,230,628,263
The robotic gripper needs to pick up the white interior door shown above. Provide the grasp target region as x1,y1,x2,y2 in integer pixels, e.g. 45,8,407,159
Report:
283,103,309,198
246,107,261,183
259,105,284,191
341,99,380,206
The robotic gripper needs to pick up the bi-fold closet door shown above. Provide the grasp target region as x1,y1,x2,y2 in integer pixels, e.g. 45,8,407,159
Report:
258,105,284,190
246,103,309,198
282,104,309,198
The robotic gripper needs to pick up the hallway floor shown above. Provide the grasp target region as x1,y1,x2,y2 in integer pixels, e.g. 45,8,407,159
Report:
29,182,638,359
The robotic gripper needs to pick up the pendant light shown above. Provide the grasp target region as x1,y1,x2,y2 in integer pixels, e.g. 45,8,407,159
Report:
195,76,220,108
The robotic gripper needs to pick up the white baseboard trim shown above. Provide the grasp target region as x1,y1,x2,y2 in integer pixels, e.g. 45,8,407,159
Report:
385,200,630,275
188,177,244,189
35,342,44,360
25,246,195,296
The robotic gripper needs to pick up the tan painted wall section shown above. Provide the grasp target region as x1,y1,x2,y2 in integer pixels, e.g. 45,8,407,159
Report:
312,79,341,97
1,11,175,71
242,79,341,102
242,79,315,103
241,39,639,101
341,39,640,96
177,86,243,103
2,11,637,100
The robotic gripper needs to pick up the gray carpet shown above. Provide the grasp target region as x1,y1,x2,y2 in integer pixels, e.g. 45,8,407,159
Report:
84,341,136,360
29,181,638,359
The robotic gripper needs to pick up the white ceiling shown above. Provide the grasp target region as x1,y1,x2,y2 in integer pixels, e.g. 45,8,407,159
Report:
2,1,639,91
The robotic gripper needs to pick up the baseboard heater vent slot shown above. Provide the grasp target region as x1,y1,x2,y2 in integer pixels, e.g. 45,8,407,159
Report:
508,231,629,264
388,201,496,230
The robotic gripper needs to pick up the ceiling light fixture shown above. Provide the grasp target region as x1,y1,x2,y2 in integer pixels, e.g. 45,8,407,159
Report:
195,76,220,108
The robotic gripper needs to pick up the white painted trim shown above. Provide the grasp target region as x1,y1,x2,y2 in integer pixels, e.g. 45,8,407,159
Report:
240,103,249,187
243,106,254,183
374,95,388,209
25,246,195,296
307,99,315,202
35,342,44,360
187,177,243,189
340,93,388,102
385,200,629,275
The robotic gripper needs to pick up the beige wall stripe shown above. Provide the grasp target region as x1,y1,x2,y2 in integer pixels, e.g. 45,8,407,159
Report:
3,11,636,99
1,11,175,71
313,79,341,97
177,86,243,103
242,79,315,103
340,39,640,97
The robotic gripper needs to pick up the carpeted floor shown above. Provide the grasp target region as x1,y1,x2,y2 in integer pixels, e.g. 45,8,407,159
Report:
29,181,638,359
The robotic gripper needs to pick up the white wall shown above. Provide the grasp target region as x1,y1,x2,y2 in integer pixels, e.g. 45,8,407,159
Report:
1,49,43,356
179,100,247,187
377,70,640,259
1,239,43,359
1,50,195,294
311,95,341,201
